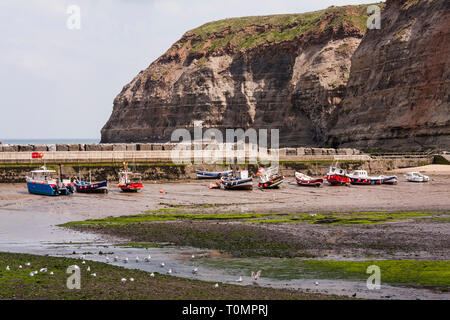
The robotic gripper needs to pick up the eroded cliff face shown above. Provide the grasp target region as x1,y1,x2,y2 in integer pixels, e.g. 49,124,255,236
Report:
101,5,368,146
101,1,450,151
327,0,450,151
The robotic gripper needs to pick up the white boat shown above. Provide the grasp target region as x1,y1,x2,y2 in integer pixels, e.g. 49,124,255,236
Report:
348,170,398,185
404,172,429,182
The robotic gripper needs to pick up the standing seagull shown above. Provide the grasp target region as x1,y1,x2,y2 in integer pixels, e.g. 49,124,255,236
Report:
6,266,10,271
213,283,219,288
150,273,155,277
123,257,129,263
236,276,243,283
160,262,165,268
251,270,261,281
192,267,198,275
145,255,151,262
114,256,119,262
167,268,172,274
106,257,110,263
135,256,140,263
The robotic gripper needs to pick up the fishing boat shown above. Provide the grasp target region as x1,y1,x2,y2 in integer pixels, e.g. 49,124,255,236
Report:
118,164,144,192
347,170,383,185
324,167,350,185
404,172,429,182
257,166,284,189
74,171,108,193
196,170,232,179
380,175,399,185
26,166,73,196
295,172,323,187
221,170,253,190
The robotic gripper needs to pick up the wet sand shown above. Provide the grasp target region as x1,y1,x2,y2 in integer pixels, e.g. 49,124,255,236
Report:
0,174,449,300
1,174,449,219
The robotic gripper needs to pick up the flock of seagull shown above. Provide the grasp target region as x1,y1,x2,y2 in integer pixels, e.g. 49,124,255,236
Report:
5,253,263,289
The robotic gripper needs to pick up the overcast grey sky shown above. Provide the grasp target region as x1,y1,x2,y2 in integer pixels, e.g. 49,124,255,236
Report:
0,0,378,140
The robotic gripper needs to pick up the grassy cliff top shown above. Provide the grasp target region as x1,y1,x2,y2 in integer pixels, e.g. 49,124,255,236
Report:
176,3,385,52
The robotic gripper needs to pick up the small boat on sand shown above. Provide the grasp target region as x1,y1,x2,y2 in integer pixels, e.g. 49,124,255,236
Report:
404,172,429,182
257,166,284,189
118,164,144,192
221,170,253,190
196,170,232,179
324,167,350,185
26,166,73,196
295,172,323,187
74,171,108,193
348,170,383,185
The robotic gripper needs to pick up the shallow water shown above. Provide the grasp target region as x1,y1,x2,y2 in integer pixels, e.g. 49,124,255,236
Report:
0,207,448,300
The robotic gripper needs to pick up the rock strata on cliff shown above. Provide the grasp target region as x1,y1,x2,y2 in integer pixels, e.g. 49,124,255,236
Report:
101,5,370,146
327,0,450,151
102,1,450,151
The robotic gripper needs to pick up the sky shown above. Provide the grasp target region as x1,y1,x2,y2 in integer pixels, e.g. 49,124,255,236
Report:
0,0,379,140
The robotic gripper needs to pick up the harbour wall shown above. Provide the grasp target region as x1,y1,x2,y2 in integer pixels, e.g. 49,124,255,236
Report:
0,149,434,183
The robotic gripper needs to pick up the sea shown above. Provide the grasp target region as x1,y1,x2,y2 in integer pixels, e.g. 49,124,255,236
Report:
1,139,100,145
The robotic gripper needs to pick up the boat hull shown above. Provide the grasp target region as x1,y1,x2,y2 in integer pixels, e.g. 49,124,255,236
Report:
258,175,284,189
222,178,253,190
196,170,232,179
119,183,144,192
296,177,323,187
382,176,398,185
349,177,383,185
324,174,350,185
75,180,108,193
27,181,70,196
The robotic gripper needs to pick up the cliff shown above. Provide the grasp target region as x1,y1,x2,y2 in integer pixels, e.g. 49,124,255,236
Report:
101,0,450,151
327,0,450,151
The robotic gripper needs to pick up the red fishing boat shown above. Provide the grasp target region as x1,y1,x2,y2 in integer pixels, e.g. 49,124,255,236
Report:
295,172,323,187
118,163,143,192
324,167,350,185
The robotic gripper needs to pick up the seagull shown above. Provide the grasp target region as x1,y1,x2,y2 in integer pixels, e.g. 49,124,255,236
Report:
314,281,319,286
91,273,97,277
145,255,151,262
135,256,140,263
192,267,198,274
121,278,127,283
81,255,85,260
6,266,10,271
39,268,47,273
150,273,155,277
106,257,110,263
87,266,91,272
160,262,165,267
130,278,135,282
29,272,35,277
25,262,31,266
114,256,119,262
251,270,261,281
167,268,172,274
191,254,195,260
213,283,219,288
236,276,243,283
82,261,86,265
123,257,129,263
310,214,317,217
19,265,23,269
50,272,54,275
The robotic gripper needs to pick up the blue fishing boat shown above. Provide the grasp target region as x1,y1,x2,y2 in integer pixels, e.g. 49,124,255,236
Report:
196,169,232,179
26,166,73,196
74,171,108,193
75,180,108,193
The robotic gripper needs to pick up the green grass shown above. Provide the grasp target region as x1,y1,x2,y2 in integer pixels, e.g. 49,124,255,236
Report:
199,258,450,289
60,211,444,228
0,252,343,300
178,4,384,53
